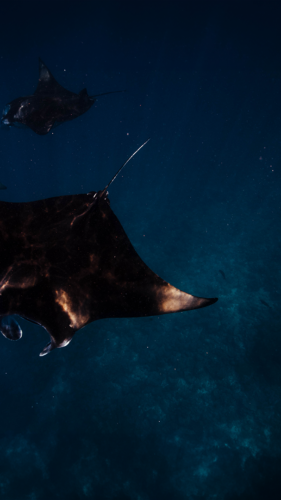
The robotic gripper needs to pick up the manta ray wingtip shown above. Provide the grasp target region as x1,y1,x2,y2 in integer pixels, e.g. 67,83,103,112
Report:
203,297,218,306
184,295,218,310
157,286,218,314
38,57,45,68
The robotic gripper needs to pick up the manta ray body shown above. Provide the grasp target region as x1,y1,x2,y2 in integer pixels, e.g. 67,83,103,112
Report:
0,145,218,356
1,59,120,135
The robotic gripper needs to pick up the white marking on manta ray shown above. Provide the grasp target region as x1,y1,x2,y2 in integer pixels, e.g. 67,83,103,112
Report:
14,101,29,120
0,264,37,294
156,284,210,313
54,289,90,329
59,338,72,348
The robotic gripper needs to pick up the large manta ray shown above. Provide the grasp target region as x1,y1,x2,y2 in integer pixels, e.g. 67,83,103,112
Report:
1,58,121,135
0,143,218,356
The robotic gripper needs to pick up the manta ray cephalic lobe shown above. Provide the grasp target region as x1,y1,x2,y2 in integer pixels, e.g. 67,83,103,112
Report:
0,142,218,356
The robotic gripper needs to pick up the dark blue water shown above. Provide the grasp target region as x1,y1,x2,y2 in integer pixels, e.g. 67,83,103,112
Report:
0,1,281,498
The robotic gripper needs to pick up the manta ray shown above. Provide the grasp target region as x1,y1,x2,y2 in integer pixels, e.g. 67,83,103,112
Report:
0,142,218,356
1,58,122,135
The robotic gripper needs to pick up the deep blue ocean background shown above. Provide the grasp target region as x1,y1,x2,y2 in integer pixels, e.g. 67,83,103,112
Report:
0,1,281,498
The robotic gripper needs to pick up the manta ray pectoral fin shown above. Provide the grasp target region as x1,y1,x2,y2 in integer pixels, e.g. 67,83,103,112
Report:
38,58,52,81
156,284,218,314
79,88,88,97
0,316,22,341
26,120,54,136
36,58,65,96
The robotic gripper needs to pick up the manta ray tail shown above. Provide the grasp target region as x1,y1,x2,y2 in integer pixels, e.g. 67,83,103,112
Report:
89,90,125,102
93,139,150,203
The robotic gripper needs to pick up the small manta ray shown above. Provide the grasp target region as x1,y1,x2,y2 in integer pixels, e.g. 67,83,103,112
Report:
0,142,218,356
1,58,122,135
